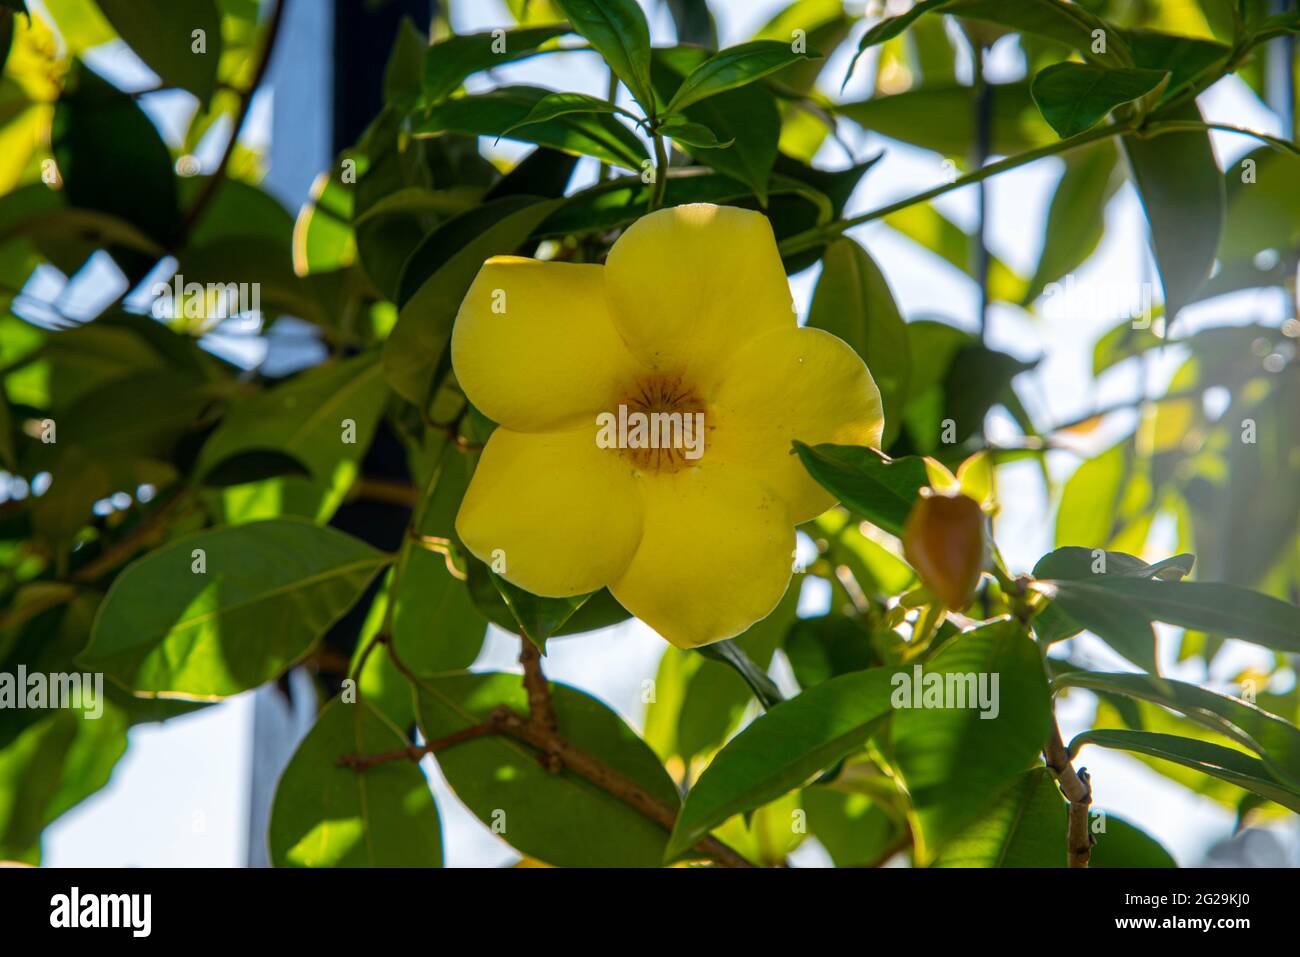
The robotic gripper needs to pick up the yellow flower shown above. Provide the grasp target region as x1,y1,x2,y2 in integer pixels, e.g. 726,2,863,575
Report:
452,204,883,648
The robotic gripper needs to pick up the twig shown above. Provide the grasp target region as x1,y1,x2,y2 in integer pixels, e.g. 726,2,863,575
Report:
70,488,193,584
518,636,558,732
336,721,496,770
1044,719,1094,868
183,0,288,234
360,637,755,867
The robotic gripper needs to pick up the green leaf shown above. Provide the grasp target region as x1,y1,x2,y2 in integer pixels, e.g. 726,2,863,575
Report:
1023,140,1120,303
199,449,312,488
651,50,779,203
489,570,592,653
804,783,908,867
268,698,442,867
502,90,630,138
1033,546,1195,582
197,353,390,521
0,706,127,863
666,40,822,113
383,195,560,409
1088,814,1175,867
1077,577,1300,656
784,614,877,690
809,238,910,447
884,202,1029,305
413,671,679,867
1054,670,1300,790
1031,62,1168,138
946,0,1134,67
644,578,799,765
1069,728,1300,813
843,0,951,88
552,0,654,112
82,519,388,699
412,86,647,169
52,62,181,260
794,442,931,537
422,26,569,104
1034,578,1157,672
931,768,1065,867
838,81,1055,157
696,638,784,709
1121,103,1224,320
96,0,222,105
666,667,898,861
658,115,732,149
1054,440,1127,548
889,621,1052,863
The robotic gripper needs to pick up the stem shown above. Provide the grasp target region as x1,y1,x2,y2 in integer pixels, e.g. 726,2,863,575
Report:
183,0,288,235
777,121,1132,257
649,128,669,211
1044,719,1094,868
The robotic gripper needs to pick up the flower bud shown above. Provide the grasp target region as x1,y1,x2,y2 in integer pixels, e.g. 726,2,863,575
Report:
902,490,986,610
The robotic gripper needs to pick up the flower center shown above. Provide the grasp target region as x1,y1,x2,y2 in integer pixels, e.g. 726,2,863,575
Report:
595,375,709,473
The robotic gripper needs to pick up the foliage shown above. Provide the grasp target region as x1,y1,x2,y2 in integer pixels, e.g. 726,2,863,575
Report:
0,0,1297,869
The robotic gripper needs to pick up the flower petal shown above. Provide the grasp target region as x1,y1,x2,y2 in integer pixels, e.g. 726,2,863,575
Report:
452,257,642,432
710,326,884,524
456,427,643,597
604,204,794,382
610,465,794,648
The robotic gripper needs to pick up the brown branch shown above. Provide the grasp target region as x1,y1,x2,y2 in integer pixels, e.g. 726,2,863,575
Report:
1044,719,1094,868
351,477,419,508
519,637,557,733
336,721,496,770
489,706,752,869
356,638,754,868
183,0,288,235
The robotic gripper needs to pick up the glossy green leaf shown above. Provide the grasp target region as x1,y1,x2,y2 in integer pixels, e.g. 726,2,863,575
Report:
1034,579,1157,672
809,238,910,446
502,90,629,138
1088,814,1176,867
422,26,568,104
414,671,679,867
946,0,1134,67
890,621,1052,863
1030,63,1168,138
844,0,951,89
838,81,1055,157
52,63,181,257
96,0,222,105
794,442,931,537
82,519,388,699
197,353,390,521
658,116,732,149
412,86,646,169
666,667,897,861
1023,140,1120,303
1079,577,1300,656
268,698,442,867
1121,103,1224,320
489,569,591,652
553,0,654,112
1070,729,1300,813
1054,670,1300,790
644,579,799,765
932,768,1065,867
784,614,877,690
667,40,822,113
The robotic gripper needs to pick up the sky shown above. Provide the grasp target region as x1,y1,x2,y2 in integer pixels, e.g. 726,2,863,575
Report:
38,0,1300,867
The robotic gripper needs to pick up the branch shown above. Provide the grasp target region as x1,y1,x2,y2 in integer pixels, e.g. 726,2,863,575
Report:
183,0,288,235
1044,719,1094,868
519,636,558,733
777,120,1131,257
70,487,193,584
364,637,755,868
